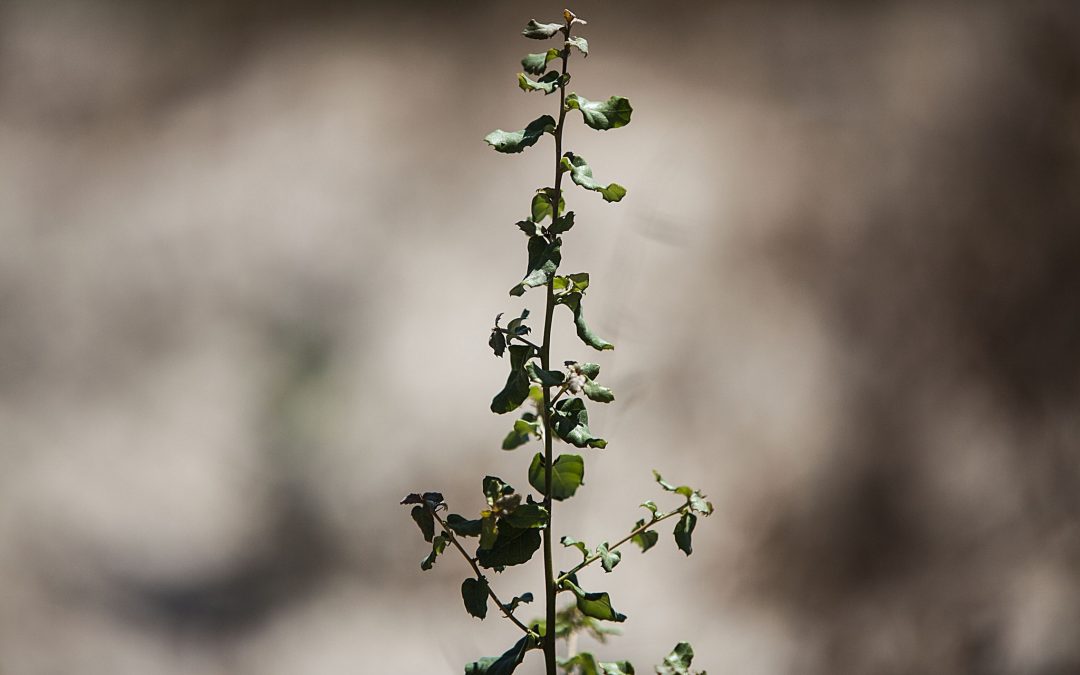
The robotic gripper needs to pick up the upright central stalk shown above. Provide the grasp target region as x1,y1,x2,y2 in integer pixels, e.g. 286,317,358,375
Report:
540,17,574,675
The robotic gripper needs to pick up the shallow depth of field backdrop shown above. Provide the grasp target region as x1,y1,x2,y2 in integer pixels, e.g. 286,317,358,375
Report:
2,1,1079,673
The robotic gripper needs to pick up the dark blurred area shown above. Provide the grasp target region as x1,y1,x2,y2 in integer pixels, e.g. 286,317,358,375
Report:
1,1,1079,673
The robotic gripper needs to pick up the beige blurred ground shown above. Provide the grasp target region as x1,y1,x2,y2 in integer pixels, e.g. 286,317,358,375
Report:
1,1,1079,673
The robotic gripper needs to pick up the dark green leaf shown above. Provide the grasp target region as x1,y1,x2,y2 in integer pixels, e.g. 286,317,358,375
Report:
477,524,543,569
548,211,575,235
674,512,697,556
528,452,585,500
464,634,539,675
483,475,515,503
566,36,588,56
522,19,562,39
518,71,561,94
421,534,449,571
530,189,565,222
489,328,506,357
630,519,658,552
556,289,614,351
515,219,539,237
597,542,621,573
447,514,483,537
484,115,556,154
655,642,697,675
526,362,564,386
511,236,562,296
502,413,542,450
565,93,633,130
561,535,589,561
491,345,532,414
521,48,559,75
561,574,627,623
562,153,627,203
552,398,607,448
411,505,434,543
503,500,549,529
462,577,490,620
506,592,534,613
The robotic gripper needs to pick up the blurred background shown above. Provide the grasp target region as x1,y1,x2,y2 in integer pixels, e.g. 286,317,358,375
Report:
2,0,1079,673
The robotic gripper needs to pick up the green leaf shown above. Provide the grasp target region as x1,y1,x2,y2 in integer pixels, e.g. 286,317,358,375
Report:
489,328,506,357
674,512,697,556
597,542,621,573
503,500,549,529
583,379,614,403
562,153,627,203
477,524,543,569
464,634,539,675
483,475,515,503
566,36,589,57
655,642,697,675
491,345,532,414
652,470,693,497
521,48,559,75
518,71,561,94
502,413,542,450
484,115,556,154
565,93,633,130
689,493,713,515
640,501,661,517
421,534,449,571
507,592,534,613
630,519,658,552
480,513,499,550
511,236,562,296
530,189,565,222
561,535,589,561
411,505,435,543
548,211,575,235
577,361,600,379
528,452,585,500
561,574,627,623
526,362,564,386
515,219,539,237
552,398,607,448
522,19,562,39
560,653,601,675
556,287,614,351
462,577,490,620
446,514,483,537
600,662,635,675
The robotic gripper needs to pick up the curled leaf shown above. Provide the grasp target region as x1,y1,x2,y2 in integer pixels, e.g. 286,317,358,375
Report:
565,93,633,130
485,115,556,154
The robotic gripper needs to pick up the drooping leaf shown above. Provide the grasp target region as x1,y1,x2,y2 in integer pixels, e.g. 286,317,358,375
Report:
522,19,562,39
491,345,532,414
655,642,697,675
582,379,614,403
476,523,543,569
447,514,483,537
464,634,539,675
689,492,713,515
556,289,614,351
565,93,633,130
528,452,585,500
566,36,589,57
518,71,562,94
597,542,621,573
511,236,562,296
674,512,697,556
630,518,658,552
502,413,542,450
489,328,507,357
551,398,607,448
526,362,564,386
462,577,490,620
410,505,435,543
420,534,449,571
530,189,565,222
561,535,589,561
503,500,549,529
561,574,627,623
522,48,559,75
562,153,627,203
484,115,556,154
548,211,575,235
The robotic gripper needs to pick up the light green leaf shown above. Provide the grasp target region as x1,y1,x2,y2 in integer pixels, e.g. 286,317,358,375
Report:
630,519,658,552
421,534,448,571
555,282,614,351
561,574,627,623
522,19,562,39
447,513,483,537
560,653,601,675
528,452,585,500
502,413,542,450
522,49,559,75
566,36,589,57
599,661,635,675
640,501,661,517
689,493,713,515
411,505,434,543
491,345,532,414
562,153,627,203
597,542,621,573
511,236,562,296
480,513,499,550
655,642,698,675
477,523,543,569
577,361,600,379
530,189,565,222
565,93,633,130
484,115,556,154
674,512,697,556
561,535,589,561
552,398,607,448
462,577,490,620
465,634,539,675
518,71,561,94
583,379,614,403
